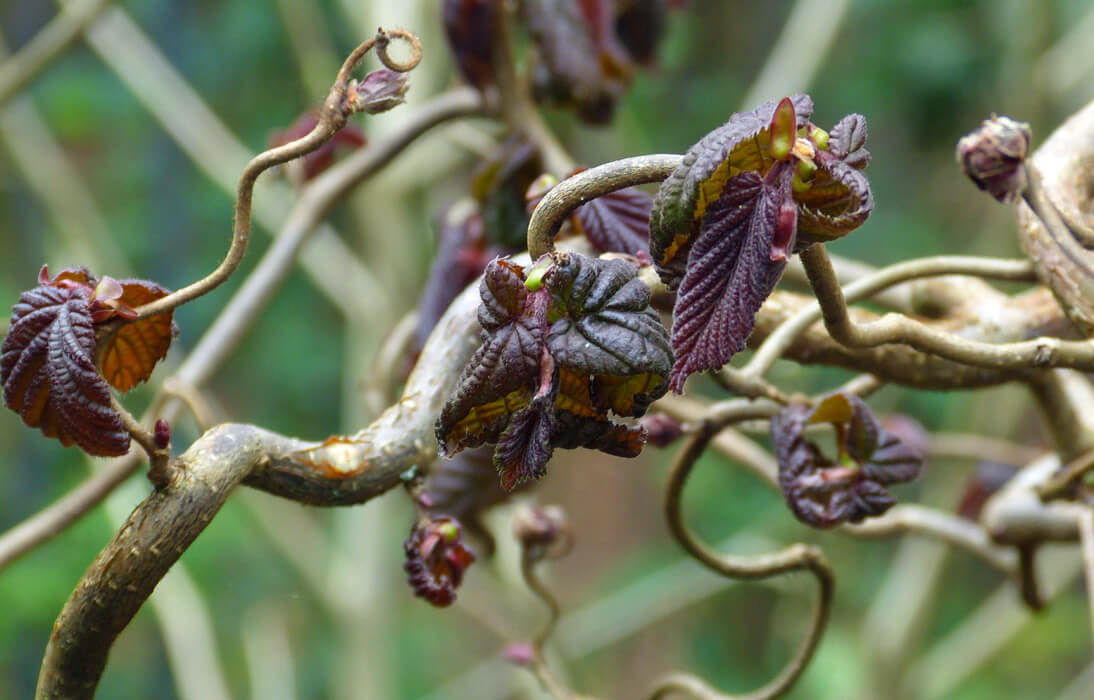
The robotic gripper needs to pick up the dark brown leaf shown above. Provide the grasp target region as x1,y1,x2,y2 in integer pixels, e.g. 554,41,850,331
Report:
2,284,128,456
572,185,653,256
443,0,500,90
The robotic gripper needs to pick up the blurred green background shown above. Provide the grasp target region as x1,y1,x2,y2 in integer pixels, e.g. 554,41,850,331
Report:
1,0,1093,698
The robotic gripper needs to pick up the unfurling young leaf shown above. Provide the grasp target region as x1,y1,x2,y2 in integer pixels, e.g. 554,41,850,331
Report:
404,515,476,607
1,267,177,456
436,253,671,491
771,392,925,529
649,95,874,390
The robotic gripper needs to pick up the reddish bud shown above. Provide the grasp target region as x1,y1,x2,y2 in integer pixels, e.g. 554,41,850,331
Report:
512,504,571,559
353,68,410,114
154,419,171,450
956,115,1031,203
502,642,536,667
638,412,683,447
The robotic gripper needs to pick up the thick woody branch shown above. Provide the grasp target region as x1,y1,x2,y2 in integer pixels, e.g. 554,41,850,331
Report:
799,244,1094,372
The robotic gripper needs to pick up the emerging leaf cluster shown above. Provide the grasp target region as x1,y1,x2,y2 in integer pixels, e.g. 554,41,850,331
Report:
649,95,874,391
1,267,175,456
436,253,671,490
771,392,925,528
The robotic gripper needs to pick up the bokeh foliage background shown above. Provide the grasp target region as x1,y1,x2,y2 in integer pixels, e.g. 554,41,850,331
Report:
1,0,1093,698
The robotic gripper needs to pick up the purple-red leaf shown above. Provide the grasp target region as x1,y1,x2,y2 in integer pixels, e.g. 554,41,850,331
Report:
667,168,791,391
437,253,671,491
772,393,925,529
443,0,500,90
572,185,653,256
2,283,129,456
404,516,476,607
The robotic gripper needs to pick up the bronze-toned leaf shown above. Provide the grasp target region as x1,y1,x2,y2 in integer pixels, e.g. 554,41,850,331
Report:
99,279,176,392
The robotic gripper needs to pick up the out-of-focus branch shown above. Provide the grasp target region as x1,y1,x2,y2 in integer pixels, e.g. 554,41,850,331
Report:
651,424,834,700
0,0,111,107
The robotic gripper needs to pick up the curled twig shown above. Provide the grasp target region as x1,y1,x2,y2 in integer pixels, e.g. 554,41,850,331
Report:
799,244,1094,372
653,423,834,700
527,154,681,258
131,28,423,322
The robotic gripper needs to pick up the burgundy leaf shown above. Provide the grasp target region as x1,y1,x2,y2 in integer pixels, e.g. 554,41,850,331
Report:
828,113,870,169
2,284,129,456
650,95,813,288
522,0,627,123
572,186,653,256
494,360,557,491
443,0,500,90
404,516,476,607
772,394,925,529
668,167,791,391
436,260,548,456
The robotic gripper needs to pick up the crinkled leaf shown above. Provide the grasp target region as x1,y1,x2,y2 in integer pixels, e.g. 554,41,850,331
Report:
99,279,176,392
545,254,671,412
436,260,546,455
551,409,645,457
862,430,925,485
794,150,874,246
1,284,129,456
667,169,790,391
772,394,924,529
494,357,557,490
572,186,653,256
828,113,870,169
650,94,813,288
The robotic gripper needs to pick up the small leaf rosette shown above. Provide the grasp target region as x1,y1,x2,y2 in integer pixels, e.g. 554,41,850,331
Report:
1,266,176,456
771,392,925,529
404,515,476,607
435,253,672,491
649,95,873,390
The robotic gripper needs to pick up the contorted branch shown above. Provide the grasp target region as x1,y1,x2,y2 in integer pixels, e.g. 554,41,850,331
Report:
652,420,834,700
527,154,681,258
132,27,423,321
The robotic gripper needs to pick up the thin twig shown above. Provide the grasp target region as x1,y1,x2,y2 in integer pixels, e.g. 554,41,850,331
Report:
799,244,1094,372
744,253,1037,379
652,424,834,700
110,395,170,487
131,28,423,322
0,0,112,107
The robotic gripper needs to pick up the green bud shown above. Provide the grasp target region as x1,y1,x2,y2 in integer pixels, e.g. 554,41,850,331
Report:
811,126,829,150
